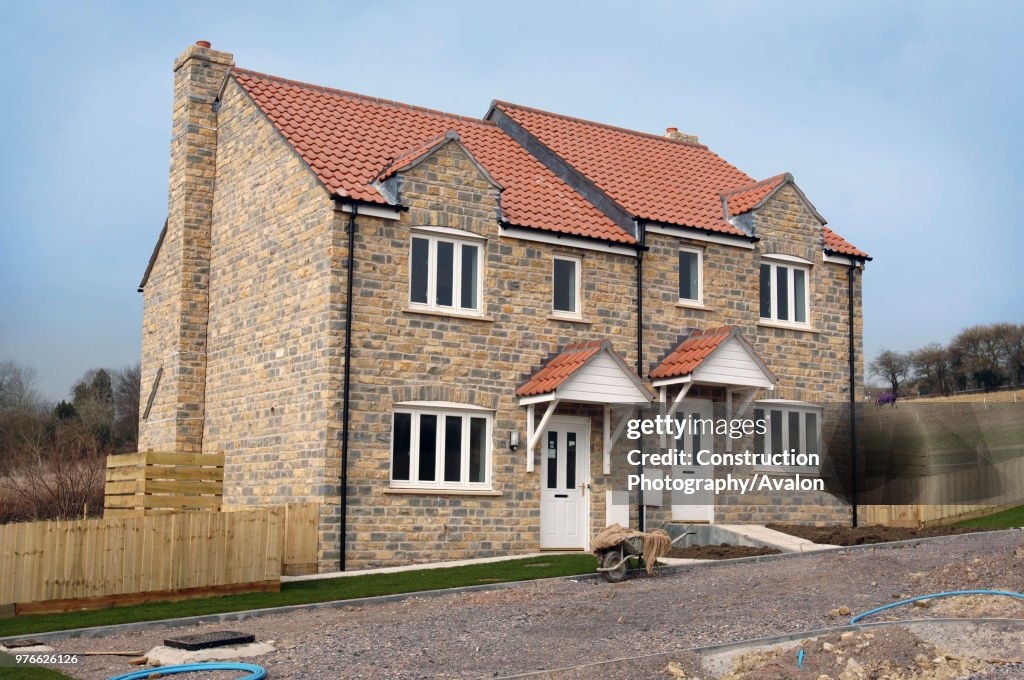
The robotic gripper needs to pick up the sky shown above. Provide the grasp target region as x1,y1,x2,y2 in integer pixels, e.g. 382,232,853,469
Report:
1,1,1022,400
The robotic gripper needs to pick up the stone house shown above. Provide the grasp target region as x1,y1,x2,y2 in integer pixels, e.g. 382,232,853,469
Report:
138,42,871,571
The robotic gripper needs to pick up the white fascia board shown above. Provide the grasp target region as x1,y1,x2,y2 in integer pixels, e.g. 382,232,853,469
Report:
645,224,755,250
499,225,637,258
518,393,557,406
823,252,866,268
340,203,402,221
651,375,692,388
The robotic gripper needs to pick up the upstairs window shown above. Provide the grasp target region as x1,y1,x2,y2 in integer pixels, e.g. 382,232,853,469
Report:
551,255,581,319
759,259,809,325
678,247,703,305
410,234,481,314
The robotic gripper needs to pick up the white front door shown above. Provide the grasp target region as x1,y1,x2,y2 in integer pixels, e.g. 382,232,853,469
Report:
540,418,590,550
671,399,715,523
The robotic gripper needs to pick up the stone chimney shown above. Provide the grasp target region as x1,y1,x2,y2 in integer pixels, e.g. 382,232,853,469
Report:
665,127,699,144
141,41,234,453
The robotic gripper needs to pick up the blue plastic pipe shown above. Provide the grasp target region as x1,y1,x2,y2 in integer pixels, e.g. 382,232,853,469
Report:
850,589,1024,624
108,662,266,680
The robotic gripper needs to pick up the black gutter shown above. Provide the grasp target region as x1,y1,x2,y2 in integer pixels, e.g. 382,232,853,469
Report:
340,202,358,571
635,221,646,532
848,263,858,528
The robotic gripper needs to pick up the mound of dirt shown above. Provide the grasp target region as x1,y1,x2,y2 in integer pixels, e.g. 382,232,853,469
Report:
667,544,781,560
767,523,993,546
719,626,988,680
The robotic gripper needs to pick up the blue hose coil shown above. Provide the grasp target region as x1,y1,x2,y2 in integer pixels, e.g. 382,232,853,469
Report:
850,589,1024,624
108,662,266,680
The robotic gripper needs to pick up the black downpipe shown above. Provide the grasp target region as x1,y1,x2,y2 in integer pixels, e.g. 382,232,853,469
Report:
635,221,646,532
848,263,858,528
340,204,358,570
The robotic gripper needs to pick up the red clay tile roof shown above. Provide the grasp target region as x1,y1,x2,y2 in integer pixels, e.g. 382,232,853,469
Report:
649,326,736,380
823,226,870,259
516,340,607,397
494,102,868,258
230,69,633,244
721,173,789,216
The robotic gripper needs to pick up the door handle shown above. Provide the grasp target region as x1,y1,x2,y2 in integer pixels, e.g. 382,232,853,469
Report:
579,483,592,493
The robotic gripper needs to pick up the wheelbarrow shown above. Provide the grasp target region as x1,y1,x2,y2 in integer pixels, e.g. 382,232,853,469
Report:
595,535,645,582
595,527,694,582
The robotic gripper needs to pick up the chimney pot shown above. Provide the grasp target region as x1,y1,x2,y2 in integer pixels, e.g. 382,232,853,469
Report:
196,40,212,48
666,127,678,135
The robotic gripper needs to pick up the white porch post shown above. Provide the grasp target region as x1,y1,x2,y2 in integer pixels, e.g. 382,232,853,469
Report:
526,399,559,471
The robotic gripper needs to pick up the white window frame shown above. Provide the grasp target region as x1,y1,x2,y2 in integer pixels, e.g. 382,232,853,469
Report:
390,407,493,490
551,254,582,320
677,246,704,306
760,258,810,327
753,401,823,475
408,233,483,315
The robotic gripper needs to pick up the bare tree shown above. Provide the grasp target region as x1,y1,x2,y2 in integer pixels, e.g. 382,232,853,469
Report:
994,322,1024,387
952,324,1008,391
911,343,954,395
0,360,45,413
0,419,105,522
869,350,911,396
113,362,141,451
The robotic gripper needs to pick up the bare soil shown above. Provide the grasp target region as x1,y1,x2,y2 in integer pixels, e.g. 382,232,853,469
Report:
39,531,1024,679
767,523,994,546
667,544,780,559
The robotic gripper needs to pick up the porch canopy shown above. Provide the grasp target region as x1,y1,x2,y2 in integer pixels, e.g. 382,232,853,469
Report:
649,326,777,447
516,339,653,473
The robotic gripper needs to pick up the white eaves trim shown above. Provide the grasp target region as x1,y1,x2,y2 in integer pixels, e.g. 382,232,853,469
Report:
645,224,755,250
340,203,402,221
823,252,866,268
498,224,637,257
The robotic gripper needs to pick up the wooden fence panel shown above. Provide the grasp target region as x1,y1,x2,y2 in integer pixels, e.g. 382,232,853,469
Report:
104,452,225,516
0,506,303,613
862,455,1024,526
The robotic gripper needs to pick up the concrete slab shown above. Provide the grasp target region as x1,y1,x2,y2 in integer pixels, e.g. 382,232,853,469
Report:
145,640,276,666
714,524,839,553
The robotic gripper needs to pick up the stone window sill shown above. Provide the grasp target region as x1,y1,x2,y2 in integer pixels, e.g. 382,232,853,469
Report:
403,307,495,322
675,300,709,311
758,320,818,334
547,314,593,325
383,487,502,497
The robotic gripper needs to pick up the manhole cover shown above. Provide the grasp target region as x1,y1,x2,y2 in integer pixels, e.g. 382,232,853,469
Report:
2,638,45,649
164,631,256,651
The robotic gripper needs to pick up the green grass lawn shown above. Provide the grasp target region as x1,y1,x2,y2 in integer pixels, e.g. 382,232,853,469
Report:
0,553,597,638
0,652,73,678
955,505,1024,529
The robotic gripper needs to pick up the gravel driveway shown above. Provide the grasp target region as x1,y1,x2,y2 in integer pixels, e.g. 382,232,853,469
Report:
39,531,1024,679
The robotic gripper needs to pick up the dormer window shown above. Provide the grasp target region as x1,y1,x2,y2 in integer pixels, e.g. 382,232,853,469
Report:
759,256,809,326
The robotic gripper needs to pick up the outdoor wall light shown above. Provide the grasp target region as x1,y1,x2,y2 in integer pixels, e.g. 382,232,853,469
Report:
509,431,519,451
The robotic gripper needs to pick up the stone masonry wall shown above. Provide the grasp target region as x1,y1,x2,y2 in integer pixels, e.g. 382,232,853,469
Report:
203,79,338,551
139,44,234,453
639,183,863,525
342,140,638,569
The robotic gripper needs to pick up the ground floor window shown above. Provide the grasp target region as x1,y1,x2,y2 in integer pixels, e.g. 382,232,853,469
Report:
391,408,491,489
753,401,821,472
